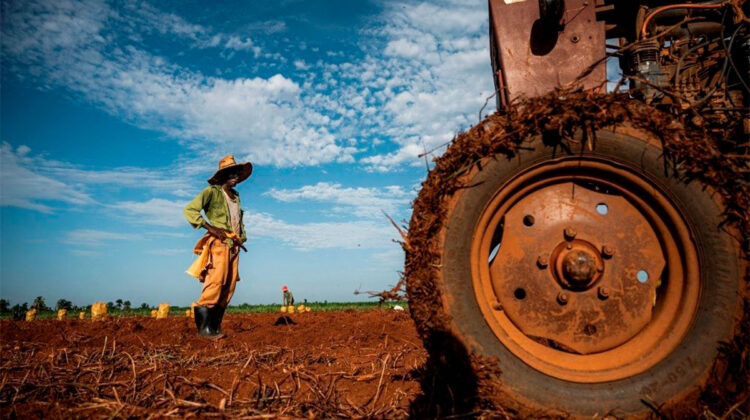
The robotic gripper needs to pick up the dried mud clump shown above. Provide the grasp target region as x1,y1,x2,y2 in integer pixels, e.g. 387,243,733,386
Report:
404,89,749,418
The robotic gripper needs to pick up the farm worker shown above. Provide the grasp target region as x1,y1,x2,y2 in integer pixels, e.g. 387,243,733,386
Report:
282,285,294,306
184,154,252,338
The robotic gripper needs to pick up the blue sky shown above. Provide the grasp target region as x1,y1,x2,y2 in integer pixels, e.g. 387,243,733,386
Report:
0,0,496,307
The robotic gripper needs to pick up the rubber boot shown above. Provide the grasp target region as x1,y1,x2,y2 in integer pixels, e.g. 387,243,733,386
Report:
211,306,226,335
194,306,221,338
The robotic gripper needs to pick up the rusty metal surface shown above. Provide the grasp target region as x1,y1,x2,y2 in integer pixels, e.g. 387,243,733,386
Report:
488,0,606,101
489,182,664,355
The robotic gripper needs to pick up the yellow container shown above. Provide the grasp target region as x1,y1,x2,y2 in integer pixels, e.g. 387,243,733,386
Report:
305,306,311,312
91,302,108,321
185,308,192,317
287,305,295,314
156,303,170,319
78,311,86,320
57,309,67,320
280,305,287,313
297,304,305,313
25,309,37,321
150,309,157,318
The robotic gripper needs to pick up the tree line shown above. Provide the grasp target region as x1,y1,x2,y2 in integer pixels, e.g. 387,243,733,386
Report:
0,297,155,320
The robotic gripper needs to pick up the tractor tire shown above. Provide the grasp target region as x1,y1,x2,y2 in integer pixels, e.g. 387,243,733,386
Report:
406,126,745,418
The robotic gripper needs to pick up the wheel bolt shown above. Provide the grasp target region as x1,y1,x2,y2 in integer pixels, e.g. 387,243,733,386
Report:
557,292,569,305
564,227,577,240
537,255,548,268
602,245,615,258
598,287,610,300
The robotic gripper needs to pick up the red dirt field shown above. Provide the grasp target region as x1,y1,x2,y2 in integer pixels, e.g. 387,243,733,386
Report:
0,309,427,419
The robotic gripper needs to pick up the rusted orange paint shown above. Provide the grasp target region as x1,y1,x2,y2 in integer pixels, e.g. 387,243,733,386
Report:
465,158,699,383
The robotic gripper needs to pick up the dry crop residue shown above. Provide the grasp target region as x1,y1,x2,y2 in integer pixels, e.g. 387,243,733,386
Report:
0,310,425,419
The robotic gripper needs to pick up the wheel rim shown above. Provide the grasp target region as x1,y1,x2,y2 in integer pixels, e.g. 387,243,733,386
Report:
471,156,700,383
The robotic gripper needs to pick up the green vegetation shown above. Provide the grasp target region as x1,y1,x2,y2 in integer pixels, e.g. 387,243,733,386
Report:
0,301,408,320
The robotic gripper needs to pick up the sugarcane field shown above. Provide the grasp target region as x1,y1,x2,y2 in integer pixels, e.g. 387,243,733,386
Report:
1,0,749,419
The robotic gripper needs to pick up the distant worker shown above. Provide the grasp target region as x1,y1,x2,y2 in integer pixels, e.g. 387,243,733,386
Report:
282,285,294,306
185,155,252,338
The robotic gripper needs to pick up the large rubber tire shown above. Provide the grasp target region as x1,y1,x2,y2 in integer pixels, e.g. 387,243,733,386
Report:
407,128,744,417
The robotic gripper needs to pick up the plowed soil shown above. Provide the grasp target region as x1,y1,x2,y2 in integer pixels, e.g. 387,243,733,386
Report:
0,310,426,419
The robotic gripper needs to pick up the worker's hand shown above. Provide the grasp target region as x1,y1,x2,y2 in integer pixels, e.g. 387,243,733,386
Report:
204,224,229,241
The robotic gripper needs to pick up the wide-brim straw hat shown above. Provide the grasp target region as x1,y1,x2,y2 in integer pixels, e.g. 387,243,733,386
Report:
208,154,253,185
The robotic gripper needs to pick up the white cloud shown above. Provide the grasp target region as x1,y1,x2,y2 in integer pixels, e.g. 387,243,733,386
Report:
245,211,397,251
223,35,260,55
294,60,310,70
111,198,186,227
296,0,494,171
0,142,94,212
63,229,140,246
1,0,355,167
265,182,411,219
2,0,494,173
0,142,204,213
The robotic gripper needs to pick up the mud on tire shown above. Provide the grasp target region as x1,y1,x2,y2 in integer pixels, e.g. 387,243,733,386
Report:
404,94,747,418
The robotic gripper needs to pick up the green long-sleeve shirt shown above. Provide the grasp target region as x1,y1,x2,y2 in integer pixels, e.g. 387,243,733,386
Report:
184,185,247,244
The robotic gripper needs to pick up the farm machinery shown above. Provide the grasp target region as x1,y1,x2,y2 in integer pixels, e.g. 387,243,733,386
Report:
406,0,748,417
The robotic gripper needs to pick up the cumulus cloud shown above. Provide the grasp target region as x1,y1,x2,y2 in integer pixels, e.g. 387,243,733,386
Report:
2,0,494,173
298,0,495,171
1,0,356,167
265,182,411,219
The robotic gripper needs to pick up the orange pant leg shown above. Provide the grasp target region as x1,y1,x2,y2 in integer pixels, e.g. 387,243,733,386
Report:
196,240,229,307
218,247,239,307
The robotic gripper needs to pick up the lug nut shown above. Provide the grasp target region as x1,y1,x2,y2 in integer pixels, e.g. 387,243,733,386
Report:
602,245,615,258
564,227,577,240
598,287,610,300
537,255,549,268
557,292,569,305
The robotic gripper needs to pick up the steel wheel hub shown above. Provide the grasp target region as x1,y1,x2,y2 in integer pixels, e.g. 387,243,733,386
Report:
490,182,665,355
471,158,699,382
554,240,603,290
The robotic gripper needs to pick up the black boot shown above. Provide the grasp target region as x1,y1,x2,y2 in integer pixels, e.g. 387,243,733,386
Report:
194,306,221,338
210,306,226,335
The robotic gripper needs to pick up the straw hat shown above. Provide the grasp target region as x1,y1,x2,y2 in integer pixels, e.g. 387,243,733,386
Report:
208,154,253,185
